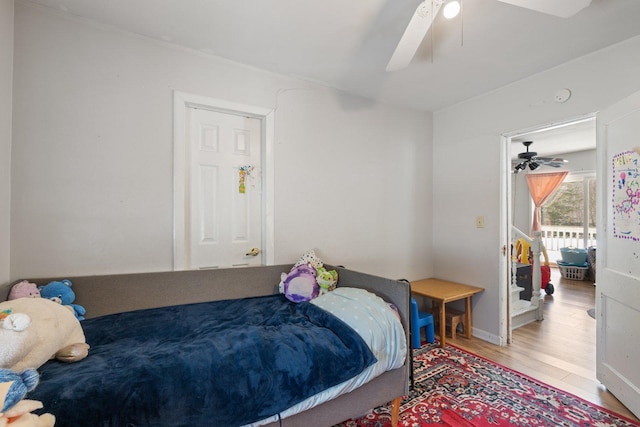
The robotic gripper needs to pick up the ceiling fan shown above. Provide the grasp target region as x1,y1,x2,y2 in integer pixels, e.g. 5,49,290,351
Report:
386,0,592,72
513,141,568,174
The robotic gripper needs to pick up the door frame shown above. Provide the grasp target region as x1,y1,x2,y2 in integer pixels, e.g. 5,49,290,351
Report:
499,133,512,344
500,113,596,344
173,91,275,270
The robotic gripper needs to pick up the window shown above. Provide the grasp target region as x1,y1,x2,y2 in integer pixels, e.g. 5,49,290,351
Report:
540,173,596,254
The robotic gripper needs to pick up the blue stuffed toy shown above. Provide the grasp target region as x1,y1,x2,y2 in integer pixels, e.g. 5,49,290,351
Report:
0,368,39,413
38,279,86,320
0,368,56,425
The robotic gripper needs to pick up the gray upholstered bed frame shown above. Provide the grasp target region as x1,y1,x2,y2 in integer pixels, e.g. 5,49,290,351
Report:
19,265,410,427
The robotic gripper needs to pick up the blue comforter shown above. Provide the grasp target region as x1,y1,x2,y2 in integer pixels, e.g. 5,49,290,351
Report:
30,294,376,426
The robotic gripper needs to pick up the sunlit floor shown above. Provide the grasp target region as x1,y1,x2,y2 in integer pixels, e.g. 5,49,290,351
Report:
445,267,639,422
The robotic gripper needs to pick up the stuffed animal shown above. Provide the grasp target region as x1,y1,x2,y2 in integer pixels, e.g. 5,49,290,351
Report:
281,264,319,303
6,282,40,301
279,250,339,301
293,249,324,270
316,267,338,295
0,368,55,427
0,298,89,371
38,280,86,321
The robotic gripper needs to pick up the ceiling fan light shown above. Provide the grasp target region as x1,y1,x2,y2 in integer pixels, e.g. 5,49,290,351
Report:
443,1,461,19
529,162,540,171
514,162,525,173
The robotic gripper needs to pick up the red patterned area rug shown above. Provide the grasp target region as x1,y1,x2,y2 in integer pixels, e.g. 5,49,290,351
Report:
335,343,640,427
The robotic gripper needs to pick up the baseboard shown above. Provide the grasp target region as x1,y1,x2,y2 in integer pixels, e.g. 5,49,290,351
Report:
471,327,503,346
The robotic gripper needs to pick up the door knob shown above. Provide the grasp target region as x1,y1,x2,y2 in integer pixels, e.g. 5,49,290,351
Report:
246,248,260,256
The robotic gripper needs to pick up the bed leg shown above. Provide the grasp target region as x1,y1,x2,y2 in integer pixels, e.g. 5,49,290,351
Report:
391,396,401,427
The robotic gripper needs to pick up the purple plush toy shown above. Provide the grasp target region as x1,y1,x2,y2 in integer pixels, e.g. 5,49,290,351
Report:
281,264,319,303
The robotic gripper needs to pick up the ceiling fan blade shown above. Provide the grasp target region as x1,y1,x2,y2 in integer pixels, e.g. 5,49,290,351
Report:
386,1,442,72
535,157,569,167
495,0,591,18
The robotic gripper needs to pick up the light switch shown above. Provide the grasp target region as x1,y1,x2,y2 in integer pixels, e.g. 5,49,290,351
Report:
476,216,484,228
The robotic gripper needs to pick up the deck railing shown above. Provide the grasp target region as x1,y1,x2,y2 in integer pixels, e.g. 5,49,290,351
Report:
539,225,596,251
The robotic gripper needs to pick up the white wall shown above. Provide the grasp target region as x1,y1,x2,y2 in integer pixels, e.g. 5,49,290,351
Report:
561,149,597,173
0,0,13,293
512,172,531,234
433,36,640,343
10,3,433,281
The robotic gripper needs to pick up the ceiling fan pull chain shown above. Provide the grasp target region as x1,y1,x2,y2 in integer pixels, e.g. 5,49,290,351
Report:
460,0,464,47
430,0,434,64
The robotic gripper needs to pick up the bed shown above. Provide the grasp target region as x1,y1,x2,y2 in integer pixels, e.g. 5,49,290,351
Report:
23,265,410,427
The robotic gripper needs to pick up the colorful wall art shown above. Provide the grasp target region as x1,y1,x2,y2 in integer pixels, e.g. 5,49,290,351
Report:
612,149,640,241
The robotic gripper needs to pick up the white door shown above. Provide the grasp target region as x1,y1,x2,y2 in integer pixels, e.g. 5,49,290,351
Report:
596,90,640,418
186,107,263,269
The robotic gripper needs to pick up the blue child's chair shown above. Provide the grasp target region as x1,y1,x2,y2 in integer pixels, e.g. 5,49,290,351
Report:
410,297,435,349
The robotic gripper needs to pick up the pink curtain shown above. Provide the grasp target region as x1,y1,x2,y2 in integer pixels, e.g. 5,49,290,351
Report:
525,172,568,234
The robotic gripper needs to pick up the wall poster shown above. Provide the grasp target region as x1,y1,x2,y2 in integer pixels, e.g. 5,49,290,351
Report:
612,149,640,241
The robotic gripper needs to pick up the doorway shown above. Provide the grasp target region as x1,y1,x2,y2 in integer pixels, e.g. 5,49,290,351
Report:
173,91,275,270
502,114,596,342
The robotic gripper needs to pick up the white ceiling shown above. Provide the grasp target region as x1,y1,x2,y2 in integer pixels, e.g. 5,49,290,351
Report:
21,0,640,112
511,117,596,158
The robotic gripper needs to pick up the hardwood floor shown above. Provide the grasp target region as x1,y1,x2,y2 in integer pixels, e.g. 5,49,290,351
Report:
443,267,639,422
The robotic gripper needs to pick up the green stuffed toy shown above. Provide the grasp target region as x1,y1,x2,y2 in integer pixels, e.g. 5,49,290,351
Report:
316,267,338,295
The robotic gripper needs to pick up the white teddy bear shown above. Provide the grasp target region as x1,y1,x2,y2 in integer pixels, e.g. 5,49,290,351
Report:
0,298,89,371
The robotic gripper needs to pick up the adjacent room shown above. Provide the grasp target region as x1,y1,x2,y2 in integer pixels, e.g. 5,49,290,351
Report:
2,0,640,425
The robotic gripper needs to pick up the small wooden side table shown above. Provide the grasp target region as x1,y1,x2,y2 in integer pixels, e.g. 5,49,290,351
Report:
410,278,484,348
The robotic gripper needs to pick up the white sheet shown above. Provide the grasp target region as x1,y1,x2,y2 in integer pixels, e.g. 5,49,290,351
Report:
245,287,407,426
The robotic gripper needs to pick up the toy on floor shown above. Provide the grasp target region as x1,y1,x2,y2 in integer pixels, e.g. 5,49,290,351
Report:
0,368,55,427
38,280,86,320
515,238,554,295
0,298,89,371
